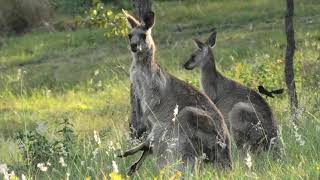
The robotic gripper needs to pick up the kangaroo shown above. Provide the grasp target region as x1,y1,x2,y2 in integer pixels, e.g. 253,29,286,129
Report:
121,11,232,175
183,30,280,157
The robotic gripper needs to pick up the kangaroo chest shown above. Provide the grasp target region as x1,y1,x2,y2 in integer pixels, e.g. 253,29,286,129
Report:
130,65,161,113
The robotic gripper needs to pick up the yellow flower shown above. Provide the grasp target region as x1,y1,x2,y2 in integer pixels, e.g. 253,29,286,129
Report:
159,169,165,180
169,171,182,180
10,175,19,180
276,59,284,65
109,172,122,180
85,177,90,180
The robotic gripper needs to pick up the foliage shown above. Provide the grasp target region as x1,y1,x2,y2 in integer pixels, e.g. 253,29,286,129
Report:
79,0,128,38
53,0,90,15
224,57,285,89
16,130,58,169
53,0,131,15
0,0,53,35
15,117,77,171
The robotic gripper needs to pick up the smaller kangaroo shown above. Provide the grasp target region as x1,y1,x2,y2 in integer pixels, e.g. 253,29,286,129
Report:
120,11,232,175
183,29,280,157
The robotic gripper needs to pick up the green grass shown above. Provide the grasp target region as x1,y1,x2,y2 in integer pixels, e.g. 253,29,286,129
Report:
0,0,320,179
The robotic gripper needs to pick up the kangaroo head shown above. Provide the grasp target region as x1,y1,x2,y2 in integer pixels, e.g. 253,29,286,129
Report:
123,10,155,54
184,30,217,70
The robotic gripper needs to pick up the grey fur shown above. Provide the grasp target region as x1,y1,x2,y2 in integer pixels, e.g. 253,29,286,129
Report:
184,30,281,156
122,11,232,174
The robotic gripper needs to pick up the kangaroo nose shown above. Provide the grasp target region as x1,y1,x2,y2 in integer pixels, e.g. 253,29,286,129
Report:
131,43,137,52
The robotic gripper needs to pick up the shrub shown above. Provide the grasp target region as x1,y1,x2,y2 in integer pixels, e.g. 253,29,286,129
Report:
0,0,53,35
53,0,90,15
78,0,128,38
16,117,76,170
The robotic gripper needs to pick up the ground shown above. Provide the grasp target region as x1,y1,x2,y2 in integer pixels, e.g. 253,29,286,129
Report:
0,0,320,179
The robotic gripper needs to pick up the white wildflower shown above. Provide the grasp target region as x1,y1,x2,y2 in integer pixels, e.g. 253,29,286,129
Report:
116,142,121,149
59,157,67,167
36,122,47,134
230,55,235,61
89,79,93,85
172,104,179,122
94,69,99,76
93,130,101,145
108,141,115,151
21,174,27,180
0,164,9,180
112,161,119,173
97,80,102,87
46,162,51,166
199,153,208,161
291,120,305,146
244,152,253,170
46,89,52,97
165,148,173,154
59,144,68,157
217,140,227,149
81,161,85,166
216,136,227,149
37,163,48,172
17,69,22,81
66,172,70,180
87,166,94,171
92,148,99,159
160,129,168,141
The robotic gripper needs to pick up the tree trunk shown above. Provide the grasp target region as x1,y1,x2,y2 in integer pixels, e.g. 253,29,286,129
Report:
132,0,152,20
284,0,298,120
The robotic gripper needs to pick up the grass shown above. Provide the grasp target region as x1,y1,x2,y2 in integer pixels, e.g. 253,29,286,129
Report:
0,0,320,179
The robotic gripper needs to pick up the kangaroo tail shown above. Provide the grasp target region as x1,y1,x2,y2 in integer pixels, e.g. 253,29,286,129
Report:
229,102,256,132
229,102,267,148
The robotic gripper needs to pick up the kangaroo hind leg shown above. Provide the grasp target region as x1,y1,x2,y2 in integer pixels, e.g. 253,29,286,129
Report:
118,140,150,158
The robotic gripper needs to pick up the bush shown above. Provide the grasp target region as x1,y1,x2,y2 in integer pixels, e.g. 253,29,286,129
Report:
53,0,131,15
80,1,128,38
53,0,90,15
0,0,53,35
16,117,76,170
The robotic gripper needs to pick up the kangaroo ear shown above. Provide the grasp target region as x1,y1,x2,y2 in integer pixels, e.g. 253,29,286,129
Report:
143,11,155,30
122,9,140,29
206,29,217,48
194,38,205,49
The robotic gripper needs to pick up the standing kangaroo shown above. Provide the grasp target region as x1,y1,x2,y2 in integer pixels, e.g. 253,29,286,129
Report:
183,30,280,156
121,11,232,175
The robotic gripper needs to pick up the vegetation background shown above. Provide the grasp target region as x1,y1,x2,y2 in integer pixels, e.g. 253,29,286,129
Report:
0,0,319,179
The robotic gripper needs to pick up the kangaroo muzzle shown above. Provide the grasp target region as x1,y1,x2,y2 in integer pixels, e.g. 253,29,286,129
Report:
183,59,195,70
131,43,138,52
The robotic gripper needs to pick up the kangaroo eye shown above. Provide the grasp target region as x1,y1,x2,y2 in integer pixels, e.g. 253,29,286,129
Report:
141,34,146,40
